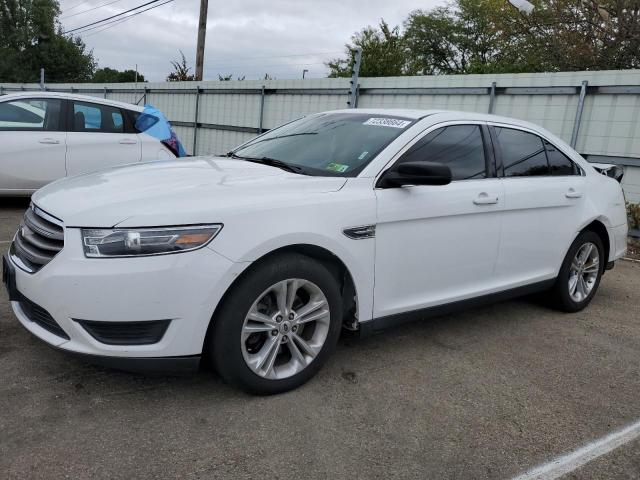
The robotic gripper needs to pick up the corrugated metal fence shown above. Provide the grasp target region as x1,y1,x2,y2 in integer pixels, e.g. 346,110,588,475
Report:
2,69,640,201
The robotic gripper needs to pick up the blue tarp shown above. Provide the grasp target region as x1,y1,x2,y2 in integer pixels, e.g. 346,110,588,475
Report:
135,105,187,157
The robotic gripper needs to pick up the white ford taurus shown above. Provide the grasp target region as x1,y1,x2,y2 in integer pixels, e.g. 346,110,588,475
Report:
3,109,628,394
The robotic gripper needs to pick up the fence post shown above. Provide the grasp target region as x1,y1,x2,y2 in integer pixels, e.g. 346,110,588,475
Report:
39,68,45,91
347,47,362,108
193,87,201,155
571,80,588,149
103,87,108,99
0,86,4,96
258,85,266,133
143,86,148,105
488,81,497,114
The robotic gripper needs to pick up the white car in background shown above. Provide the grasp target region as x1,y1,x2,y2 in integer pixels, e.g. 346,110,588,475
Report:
3,109,628,395
0,92,181,196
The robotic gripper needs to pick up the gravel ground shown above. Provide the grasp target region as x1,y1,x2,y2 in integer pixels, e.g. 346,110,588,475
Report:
1,199,639,479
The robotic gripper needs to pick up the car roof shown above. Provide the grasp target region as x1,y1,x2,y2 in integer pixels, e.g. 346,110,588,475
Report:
322,108,545,130
0,91,144,112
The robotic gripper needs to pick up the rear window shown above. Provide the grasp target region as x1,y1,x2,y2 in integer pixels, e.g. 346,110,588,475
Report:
496,127,549,177
72,101,125,133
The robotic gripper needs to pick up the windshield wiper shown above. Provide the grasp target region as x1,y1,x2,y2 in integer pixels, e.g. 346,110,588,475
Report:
227,154,307,175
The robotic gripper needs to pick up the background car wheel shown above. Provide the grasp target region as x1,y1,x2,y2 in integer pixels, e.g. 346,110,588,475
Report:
550,230,605,312
209,253,343,395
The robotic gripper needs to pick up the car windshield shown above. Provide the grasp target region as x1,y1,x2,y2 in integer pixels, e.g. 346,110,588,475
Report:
231,112,415,176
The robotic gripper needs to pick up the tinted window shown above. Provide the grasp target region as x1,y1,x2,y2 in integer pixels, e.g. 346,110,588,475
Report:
232,113,413,177
398,125,487,181
72,101,124,133
0,98,62,131
545,140,577,175
497,127,549,177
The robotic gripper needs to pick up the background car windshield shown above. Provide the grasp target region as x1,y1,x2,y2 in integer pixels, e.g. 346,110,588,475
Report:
233,113,414,176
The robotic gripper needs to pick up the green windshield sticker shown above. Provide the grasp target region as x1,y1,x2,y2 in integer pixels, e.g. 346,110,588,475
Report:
326,163,349,173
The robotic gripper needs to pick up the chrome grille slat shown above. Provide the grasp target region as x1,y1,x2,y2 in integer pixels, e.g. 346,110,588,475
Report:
11,205,65,273
24,208,64,241
20,225,64,252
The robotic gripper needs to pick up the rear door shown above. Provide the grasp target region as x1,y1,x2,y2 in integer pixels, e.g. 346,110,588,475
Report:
0,97,67,193
65,100,142,176
491,125,586,286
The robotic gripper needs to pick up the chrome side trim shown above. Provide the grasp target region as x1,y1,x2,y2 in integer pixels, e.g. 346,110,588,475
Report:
343,225,376,240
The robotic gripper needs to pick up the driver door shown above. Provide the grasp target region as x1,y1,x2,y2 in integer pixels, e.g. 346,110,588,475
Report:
373,123,504,318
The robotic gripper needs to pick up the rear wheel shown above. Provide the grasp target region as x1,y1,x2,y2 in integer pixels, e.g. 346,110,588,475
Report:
209,253,342,394
550,231,604,312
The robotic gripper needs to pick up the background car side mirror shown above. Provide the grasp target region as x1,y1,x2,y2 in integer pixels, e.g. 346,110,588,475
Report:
377,161,452,188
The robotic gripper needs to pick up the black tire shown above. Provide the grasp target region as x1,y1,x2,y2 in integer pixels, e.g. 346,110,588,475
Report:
550,230,605,312
209,253,342,395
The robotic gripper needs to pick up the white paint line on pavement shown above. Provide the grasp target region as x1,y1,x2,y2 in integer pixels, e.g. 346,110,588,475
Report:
0,240,12,244
512,419,640,480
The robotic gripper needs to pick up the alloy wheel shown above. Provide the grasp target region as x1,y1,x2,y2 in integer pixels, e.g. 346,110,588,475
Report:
568,242,600,303
241,278,331,380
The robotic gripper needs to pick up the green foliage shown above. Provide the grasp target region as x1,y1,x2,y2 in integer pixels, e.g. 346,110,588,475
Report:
0,0,96,82
327,0,640,77
167,50,195,82
628,202,640,229
93,67,145,83
327,20,412,78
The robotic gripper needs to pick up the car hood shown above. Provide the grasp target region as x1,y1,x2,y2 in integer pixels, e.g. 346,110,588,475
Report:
32,157,347,227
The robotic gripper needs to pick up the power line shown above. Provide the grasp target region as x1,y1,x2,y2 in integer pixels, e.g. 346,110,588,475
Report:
61,0,126,20
63,0,167,34
73,0,175,36
62,0,93,13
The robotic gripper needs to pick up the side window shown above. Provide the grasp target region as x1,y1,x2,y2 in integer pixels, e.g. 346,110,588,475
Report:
72,101,125,133
544,140,578,175
496,127,549,177
398,125,487,181
0,98,62,131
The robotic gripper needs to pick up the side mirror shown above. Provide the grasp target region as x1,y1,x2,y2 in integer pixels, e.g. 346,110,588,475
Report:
378,161,452,188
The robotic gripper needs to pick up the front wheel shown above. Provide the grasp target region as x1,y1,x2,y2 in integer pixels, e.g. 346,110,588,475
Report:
550,231,604,312
209,253,342,395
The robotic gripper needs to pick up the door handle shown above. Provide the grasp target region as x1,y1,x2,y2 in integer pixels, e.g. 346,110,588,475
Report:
39,138,60,144
119,139,138,145
473,192,499,205
565,188,583,199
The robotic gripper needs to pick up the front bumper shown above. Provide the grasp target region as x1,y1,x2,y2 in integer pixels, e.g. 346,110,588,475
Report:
8,228,248,366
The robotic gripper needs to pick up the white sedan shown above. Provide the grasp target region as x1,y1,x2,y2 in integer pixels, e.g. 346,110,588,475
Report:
3,109,628,394
0,92,181,196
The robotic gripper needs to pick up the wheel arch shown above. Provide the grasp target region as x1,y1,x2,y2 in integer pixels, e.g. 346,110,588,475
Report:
202,243,361,355
579,218,611,263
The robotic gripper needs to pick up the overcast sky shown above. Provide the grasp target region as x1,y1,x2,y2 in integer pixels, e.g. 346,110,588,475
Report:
57,0,442,82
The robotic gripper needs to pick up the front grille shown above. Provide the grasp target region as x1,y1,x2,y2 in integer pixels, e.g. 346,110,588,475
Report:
18,293,70,340
12,205,64,273
75,319,171,345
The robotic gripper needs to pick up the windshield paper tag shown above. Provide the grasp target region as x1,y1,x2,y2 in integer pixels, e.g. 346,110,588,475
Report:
363,118,411,129
326,163,349,173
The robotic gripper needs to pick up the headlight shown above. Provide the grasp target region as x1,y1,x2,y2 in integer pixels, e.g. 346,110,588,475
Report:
81,225,223,258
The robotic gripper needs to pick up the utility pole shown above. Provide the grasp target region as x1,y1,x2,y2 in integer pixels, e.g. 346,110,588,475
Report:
39,68,45,91
195,0,208,81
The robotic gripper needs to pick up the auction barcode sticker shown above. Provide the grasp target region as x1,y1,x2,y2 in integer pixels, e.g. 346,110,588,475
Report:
363,118,412,129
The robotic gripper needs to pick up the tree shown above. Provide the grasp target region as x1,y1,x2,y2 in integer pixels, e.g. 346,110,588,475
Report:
328,1,640,77
327,20,411,77
0,0,96,82
167,50,195,81
93,67,145,83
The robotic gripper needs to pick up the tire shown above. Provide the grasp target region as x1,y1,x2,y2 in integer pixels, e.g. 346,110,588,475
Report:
209,253,343,395
550,230,605,312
